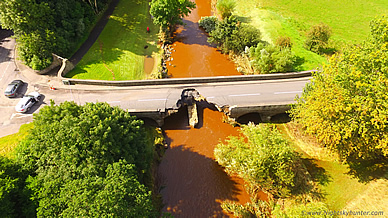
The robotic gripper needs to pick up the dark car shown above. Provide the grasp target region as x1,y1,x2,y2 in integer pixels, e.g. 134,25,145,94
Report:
4,80,24,97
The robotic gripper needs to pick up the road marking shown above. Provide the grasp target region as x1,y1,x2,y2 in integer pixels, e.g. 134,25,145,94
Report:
10,113,17,120
10,113,33,120
206,96,215,99
228,93,261,97
274,91,303,95
0,61,12,82
15,114,33,118
138,98,167,102
107,101,121,104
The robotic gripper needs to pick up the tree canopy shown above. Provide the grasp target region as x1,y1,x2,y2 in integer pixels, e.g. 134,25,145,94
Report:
215,124,303,198
0,0,107,70
149,0,196,31
291,16,388,166
8,101,157,217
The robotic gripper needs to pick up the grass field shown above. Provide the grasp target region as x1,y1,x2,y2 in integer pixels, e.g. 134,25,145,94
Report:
233,0,388,71
0,123,33,158
66,0,160,80
280,123,387,212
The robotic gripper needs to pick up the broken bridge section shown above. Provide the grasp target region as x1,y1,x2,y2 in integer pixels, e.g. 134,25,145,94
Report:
129,88,294,127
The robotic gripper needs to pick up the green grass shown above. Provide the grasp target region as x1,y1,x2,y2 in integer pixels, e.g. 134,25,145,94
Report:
316,160,367,211
0,123,33,158
66,0,160,80
279,123,385,211
233,0,388,71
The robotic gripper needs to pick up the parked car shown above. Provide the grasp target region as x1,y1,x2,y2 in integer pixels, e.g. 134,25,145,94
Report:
4,80,24,97
15,92,41,113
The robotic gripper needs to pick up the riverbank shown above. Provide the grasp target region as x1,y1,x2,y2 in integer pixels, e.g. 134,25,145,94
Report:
280,122,387,213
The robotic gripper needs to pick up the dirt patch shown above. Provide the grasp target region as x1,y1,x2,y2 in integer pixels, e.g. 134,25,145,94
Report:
144,56,154,75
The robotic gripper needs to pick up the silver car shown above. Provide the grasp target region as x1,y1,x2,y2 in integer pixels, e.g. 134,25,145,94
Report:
15,92,41,113
4,80,24,97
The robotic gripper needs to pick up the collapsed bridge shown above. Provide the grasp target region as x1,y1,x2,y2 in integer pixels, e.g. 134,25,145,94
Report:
128,81,303,127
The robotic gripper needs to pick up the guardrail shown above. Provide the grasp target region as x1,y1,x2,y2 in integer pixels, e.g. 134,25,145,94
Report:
61,70,315,86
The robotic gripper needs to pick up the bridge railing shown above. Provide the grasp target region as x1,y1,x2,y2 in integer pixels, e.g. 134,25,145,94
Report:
61,70,316,87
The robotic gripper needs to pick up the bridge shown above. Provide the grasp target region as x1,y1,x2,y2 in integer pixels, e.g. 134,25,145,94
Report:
124,77,309,126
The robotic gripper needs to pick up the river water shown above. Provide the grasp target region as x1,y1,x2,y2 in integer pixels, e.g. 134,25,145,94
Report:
165,0,240,78
158,0,252,217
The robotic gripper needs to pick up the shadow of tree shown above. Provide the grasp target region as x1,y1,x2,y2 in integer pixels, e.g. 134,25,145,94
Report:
346,154,388,183
158,144,245,217
160,102,249,216
292,158,331,201
173,19,214,47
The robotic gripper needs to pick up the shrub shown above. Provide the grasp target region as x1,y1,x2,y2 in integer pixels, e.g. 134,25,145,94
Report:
249,43,296,74
223,23,261,53
216,0,236,19
215,124,303,198
208,15,238,47
208,16,261,54
276,36,293,48
304,23,332,54
198,16,218,33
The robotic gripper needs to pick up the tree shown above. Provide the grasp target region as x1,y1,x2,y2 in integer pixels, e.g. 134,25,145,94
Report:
16,101,157,217
149,0,196,32
304,23,332,54
0,0,106,70
0,156,35,217
291,16,388,168
215,123,303,198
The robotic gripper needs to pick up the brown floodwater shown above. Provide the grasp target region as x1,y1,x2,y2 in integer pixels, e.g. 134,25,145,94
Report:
166,0,241,78
160,103,250,217
159,0,254,217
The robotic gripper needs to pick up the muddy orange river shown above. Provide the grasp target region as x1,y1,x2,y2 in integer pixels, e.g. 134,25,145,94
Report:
158,0,254,216
165,0,240,78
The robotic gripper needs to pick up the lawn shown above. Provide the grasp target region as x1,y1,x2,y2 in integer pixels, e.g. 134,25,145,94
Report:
66,0,160,80
0,123,33,158
233,0,388,71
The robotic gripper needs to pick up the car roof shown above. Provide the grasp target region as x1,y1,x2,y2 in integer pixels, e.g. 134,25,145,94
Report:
17,96,31,105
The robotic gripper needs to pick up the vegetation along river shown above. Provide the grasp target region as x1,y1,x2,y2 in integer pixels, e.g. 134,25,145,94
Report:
159,0,258,216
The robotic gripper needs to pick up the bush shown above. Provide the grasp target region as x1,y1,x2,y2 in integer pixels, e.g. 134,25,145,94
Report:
215,124,303,198
276,36,293,48
304,23,332,54
216,0,236,19
208,15,238,47
208,16,261,54
249,43,296,74
223,23,261,53
198,16,218,33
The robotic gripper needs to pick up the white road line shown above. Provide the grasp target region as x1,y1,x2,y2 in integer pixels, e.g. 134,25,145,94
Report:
137,98,167,102
206,96,215,99
0,61,12,82
228,93,261,97
10,113,33,119
274,91,303,95
107,101,121,104
10,113,17,120
15,114,33,118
